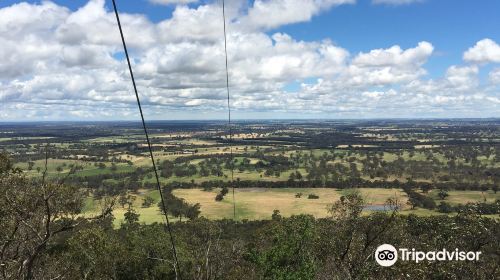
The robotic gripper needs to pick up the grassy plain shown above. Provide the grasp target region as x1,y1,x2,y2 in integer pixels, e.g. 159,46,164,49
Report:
174,187,411,220
83,190,166,226
15,159,134,177
79,187,500,224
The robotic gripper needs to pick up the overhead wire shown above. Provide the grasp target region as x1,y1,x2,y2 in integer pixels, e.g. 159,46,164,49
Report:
222,0,236,220
110,0,182,278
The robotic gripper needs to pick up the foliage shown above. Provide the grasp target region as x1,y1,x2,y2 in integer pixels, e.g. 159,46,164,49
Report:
249,215,317,279
0,168,112,279
215,186,229,201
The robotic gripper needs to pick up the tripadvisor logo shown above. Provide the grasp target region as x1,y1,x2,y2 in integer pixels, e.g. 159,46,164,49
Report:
375,244,482,267
375,244,398,267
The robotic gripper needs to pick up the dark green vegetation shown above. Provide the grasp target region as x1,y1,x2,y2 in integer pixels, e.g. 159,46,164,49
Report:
0,120,499,278
1,158,499,279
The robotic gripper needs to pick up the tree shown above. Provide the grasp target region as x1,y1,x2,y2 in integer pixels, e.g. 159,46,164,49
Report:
295,170,303,180
480,185,489,193
142,196,155,208
438,189,449,200
0,152,13,174
123,208,140,227
215,187,229,201
119,193,135,209
0,167,113,279
251,215,316,279
438,202,453,213
271,209,282,221
327,191,364,220
308,194,319,199
185,203,201,220
407,196,419,209
421,184,432,193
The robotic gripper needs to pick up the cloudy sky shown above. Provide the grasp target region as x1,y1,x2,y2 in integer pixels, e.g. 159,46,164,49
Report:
0,0,499,121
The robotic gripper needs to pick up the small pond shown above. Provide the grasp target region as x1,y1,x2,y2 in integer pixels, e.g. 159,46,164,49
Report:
363,205,399,211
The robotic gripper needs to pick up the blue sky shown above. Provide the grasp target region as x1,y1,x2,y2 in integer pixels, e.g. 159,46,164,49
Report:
281,0,500,78
0,0,499,120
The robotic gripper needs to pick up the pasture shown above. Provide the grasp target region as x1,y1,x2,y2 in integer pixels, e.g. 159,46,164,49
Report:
80,187,500,225
174,187,406,220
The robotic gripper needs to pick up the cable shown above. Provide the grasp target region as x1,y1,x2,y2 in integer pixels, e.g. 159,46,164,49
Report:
222,0,236,220
111,1,182,278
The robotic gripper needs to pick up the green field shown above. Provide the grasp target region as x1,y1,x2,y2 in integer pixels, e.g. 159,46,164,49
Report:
83,190,167,226
15,159,135,178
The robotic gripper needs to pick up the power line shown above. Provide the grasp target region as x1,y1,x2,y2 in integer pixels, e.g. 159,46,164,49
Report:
111,0,182,278
222,0,236,220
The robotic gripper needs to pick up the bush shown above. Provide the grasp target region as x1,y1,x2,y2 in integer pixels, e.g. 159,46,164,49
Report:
142,196,155,208
215,187,229,201
437,202,453,213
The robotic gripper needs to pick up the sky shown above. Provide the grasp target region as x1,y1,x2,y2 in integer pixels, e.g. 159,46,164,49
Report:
0,0,499,121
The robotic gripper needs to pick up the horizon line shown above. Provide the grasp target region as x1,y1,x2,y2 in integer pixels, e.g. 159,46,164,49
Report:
0,117,499,124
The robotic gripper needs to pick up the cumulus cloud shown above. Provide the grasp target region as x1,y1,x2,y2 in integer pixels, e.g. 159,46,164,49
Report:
0,0,498,120
352,42,433,67
463,39,500,64
156,4,224,43
489,68,500,84
241,0,356,30
339,42,433,86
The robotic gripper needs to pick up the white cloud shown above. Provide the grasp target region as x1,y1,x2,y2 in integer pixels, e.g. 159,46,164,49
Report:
445,65,479,89
339,42,434,86
463,39,500,64
352,42,433,67
402,65,479,98
0,1,69,37
489,68,500,84
241,0,356,30
156,4,223,43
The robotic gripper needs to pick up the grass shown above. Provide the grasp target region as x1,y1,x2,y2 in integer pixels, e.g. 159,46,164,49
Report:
81,188,500,225
76,164,135,176
83,189,168,226
16,159,136,178
173,187,407,220
16,159,85,176
338,188,407,205
428,190,500,205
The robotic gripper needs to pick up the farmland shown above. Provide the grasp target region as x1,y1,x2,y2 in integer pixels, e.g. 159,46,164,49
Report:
80,187,500,225
1,120,499,224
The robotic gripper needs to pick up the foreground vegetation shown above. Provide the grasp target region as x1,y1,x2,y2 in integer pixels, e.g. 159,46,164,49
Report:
1,159,499,279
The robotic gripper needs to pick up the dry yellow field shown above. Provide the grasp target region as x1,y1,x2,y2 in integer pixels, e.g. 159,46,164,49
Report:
173,187,407,220
83,188,499,225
